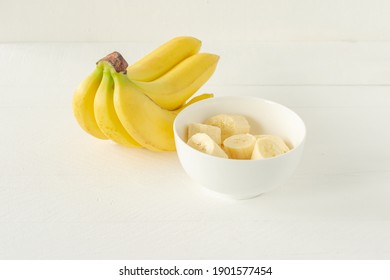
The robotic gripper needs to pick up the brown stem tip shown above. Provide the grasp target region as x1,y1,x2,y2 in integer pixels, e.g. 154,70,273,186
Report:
97,51,128,73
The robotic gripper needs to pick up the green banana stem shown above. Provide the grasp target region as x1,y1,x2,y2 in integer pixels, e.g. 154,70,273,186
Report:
97,51,128,73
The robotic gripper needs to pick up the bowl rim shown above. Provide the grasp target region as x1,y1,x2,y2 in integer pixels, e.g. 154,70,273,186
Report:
173,95,307,162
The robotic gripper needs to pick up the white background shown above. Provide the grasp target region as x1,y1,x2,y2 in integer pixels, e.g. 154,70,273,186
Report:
1,0,390,42
0,0,390,260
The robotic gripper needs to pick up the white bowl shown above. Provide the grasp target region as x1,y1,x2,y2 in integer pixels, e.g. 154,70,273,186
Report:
173,96,306,199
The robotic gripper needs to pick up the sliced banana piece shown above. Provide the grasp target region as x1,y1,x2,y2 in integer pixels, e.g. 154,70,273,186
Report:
187,133,228,158
204,114,250,141
251,135,290,159
223,133,256,160
187,123,221,145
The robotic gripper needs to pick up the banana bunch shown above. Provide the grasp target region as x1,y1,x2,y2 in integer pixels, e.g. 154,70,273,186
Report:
72,36,219,151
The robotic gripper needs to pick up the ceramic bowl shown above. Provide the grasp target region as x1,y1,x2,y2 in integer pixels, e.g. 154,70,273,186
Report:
173,96,306,199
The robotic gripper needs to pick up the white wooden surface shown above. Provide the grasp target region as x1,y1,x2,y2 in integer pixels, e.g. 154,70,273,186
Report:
0,41,389,259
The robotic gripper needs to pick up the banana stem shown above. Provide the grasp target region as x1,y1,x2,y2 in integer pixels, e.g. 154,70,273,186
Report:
97,51,128,73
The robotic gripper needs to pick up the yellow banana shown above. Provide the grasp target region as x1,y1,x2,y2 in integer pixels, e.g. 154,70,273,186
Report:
126,36,202,82
94,64,141,147
180,93,213,108
130,53,219,110
72,65,108,139
111,69,212,151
